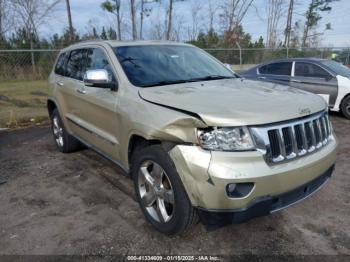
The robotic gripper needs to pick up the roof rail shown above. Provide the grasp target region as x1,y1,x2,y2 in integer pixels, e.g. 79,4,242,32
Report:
72,39,106,44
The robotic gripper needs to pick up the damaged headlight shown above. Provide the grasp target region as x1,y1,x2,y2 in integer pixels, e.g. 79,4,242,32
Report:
197,127,255,151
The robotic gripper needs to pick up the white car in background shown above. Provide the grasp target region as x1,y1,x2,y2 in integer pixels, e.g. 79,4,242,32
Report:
242,58,350,119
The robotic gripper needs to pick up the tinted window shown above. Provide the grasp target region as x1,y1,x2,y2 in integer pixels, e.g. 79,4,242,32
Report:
66,49,85,80
54,53,66,76
295,62,330,78
259,62,292,76
85,48,116,82
113,45,234,87
320,60,350,77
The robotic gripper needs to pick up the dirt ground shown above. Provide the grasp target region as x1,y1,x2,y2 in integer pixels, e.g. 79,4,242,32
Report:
0,112,349,258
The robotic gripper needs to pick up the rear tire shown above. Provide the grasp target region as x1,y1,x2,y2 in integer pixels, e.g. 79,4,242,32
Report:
50,109,82,153
340,96,350,119
131,145,198,235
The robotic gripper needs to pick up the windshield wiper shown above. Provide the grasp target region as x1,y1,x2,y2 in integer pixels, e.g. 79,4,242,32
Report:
141,75,236,87
188,75,235,82
141,79,193,87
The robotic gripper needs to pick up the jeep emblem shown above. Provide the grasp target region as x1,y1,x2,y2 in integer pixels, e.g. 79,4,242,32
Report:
299,108,311,115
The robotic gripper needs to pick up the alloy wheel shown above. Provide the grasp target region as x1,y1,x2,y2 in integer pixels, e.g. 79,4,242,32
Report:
53,117,64,147
138,160,175,223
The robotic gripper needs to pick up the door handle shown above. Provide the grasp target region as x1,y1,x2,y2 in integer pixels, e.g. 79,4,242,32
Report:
56,81,64,86
77,88,86,94
291,79,301,83
258,76,266,79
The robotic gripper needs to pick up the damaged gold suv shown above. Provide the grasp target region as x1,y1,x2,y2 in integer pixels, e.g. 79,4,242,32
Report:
48,41,337,235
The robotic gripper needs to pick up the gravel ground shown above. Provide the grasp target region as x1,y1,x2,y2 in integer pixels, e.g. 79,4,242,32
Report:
0,112,349,259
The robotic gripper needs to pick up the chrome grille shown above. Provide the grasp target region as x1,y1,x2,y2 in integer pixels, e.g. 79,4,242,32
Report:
251,111,332,164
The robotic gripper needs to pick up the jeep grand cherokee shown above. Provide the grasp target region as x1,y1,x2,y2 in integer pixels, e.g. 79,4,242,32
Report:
48,41,337,235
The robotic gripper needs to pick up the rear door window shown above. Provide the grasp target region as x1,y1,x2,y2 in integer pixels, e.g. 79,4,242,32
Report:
259,62,292,76
54,52,67,76
295,62,331,78
66,49,86,80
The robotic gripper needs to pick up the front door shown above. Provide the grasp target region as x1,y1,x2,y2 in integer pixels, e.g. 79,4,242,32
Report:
257,61,292,86
290,62,338,107
70,46,121,160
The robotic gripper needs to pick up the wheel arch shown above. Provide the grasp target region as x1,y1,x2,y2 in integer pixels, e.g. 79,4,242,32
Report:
127,133,178,171
128,134,160,169
47,98,59,117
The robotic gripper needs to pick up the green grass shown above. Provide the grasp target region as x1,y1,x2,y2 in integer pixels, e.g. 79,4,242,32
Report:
0,80,49,128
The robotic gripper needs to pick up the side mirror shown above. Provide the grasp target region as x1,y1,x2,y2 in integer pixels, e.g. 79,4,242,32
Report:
83,69,118,91
325,74,334,81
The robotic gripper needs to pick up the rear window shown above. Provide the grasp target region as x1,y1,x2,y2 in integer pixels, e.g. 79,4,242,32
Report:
259,62,292,76
54,53,67,76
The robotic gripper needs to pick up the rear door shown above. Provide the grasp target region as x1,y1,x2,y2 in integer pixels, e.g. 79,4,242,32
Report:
257,62,292,85
290,62,338,107
54,48,87,134
51,51,68,100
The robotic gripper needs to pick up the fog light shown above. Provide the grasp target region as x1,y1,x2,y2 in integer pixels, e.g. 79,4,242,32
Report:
226,183,254,198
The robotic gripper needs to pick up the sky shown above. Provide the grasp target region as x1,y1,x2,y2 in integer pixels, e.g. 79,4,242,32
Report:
40,0,350,47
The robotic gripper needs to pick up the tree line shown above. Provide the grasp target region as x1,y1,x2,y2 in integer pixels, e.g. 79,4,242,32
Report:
0,0,340,50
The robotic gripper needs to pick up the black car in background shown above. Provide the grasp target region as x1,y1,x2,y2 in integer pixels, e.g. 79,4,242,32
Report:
241,58,350,119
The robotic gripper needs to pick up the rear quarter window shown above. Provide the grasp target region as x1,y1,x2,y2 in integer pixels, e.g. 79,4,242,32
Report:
54,53,67,76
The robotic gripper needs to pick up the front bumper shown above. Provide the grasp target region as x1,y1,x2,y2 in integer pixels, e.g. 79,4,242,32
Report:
168,136,337,211
197,164,334,227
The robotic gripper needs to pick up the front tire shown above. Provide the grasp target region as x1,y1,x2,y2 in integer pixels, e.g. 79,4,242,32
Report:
50,109,82,153
131,145,198,235
340,96,350,119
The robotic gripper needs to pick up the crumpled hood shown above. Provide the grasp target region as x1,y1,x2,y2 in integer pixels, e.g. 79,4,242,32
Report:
139,78,326,126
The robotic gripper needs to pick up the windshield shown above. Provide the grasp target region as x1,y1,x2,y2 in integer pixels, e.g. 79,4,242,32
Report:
113,45,235,87
321,60,350,78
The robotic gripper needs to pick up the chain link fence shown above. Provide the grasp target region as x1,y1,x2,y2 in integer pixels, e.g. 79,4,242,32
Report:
0,49,59,81
0,47,349,128
205,47,350,72
0,47,349,81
